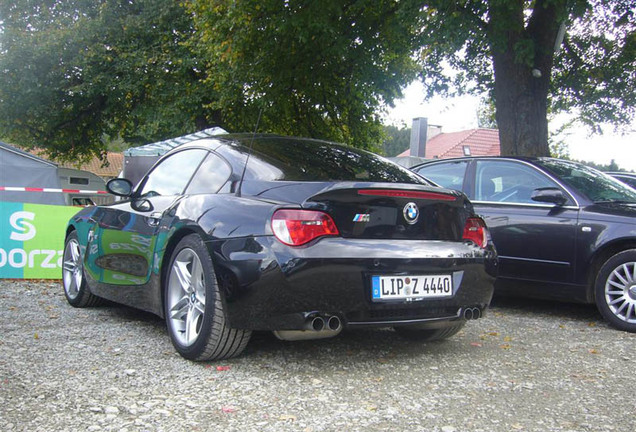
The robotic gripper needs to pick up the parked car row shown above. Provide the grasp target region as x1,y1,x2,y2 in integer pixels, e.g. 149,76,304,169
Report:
62,135,635,361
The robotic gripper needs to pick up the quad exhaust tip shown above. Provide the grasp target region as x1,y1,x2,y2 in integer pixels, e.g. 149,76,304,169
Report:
327,315,342,331
311,316,325,331
463,307,482,320
274,314,342,341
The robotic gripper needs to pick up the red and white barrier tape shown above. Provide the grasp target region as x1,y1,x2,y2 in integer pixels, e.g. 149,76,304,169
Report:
0,186,108,194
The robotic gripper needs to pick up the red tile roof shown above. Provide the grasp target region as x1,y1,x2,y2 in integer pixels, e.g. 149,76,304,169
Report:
58,152,124,179
29,149,124,179
398,128,500,159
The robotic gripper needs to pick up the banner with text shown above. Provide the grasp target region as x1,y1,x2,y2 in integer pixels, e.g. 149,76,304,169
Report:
0,201,80,279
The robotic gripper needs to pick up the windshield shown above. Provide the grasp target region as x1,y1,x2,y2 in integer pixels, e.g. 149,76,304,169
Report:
536,159,636,203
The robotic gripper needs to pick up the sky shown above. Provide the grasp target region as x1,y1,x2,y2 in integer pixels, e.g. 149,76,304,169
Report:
383,81,636,172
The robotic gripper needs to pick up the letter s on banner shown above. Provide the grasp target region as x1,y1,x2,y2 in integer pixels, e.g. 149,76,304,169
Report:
9,211,36,241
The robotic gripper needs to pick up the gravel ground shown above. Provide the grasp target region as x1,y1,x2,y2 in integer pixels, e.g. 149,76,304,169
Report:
1,279,634,432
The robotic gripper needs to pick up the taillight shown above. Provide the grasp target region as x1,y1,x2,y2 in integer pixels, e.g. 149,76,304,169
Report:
271,209,340,246
463,217,488,248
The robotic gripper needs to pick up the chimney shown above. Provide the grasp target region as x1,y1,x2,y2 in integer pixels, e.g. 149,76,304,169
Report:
427,124,442,140
410,117,428,157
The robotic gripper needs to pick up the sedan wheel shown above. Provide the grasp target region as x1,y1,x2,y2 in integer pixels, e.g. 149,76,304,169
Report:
165,234,251,360
595,250,636,332
62,231,102,307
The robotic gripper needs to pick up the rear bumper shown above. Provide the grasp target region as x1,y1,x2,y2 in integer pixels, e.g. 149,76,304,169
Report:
212,236,497,331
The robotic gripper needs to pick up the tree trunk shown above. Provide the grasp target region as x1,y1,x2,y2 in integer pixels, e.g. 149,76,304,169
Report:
489,0,567,157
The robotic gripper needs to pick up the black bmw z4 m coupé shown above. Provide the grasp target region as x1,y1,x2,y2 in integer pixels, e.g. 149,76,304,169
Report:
63,135,497,360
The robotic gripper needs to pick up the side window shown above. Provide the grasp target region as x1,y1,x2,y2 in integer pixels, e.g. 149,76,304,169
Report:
414,161,468,191
138,149,207,197
475,160,559,203
186,152,232,194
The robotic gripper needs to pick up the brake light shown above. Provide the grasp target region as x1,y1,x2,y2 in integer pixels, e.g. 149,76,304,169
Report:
272,209,340,246
463,217,488,248
358,189,456,201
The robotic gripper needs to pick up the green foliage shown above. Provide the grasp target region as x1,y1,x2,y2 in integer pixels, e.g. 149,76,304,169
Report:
548,119,574,159
188,0,422,150
548,137,571,159
415,1,493,98
476,98,497,129
1,0,632,161
381,125,411,156
0,0,214,162
415,0,635,134
551,0,636,131
577,159,622,172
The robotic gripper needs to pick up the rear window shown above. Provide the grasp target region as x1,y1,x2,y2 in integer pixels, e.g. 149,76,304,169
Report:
414,161,468,190
241,137,428,184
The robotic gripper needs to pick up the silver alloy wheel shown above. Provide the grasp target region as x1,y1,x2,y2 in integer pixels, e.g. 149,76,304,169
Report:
167,248,207,347
605,261,636,324
63,237,83,300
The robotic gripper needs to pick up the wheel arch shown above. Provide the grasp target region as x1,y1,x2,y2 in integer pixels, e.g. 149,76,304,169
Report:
65,224,76,238
585,239,636,302
158,226,233,317
158,227,201,315
160,228,252,359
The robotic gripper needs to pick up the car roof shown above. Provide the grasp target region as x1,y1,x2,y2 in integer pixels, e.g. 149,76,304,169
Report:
154,133,428,185
410,155,554,170
606,171,636,177
174,133,341,150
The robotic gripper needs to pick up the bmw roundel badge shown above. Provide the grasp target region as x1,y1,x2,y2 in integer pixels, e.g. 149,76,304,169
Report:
403,202,419,224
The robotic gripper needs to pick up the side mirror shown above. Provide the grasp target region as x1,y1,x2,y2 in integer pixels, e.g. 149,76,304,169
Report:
531,187,568,206
131,198,154,212
107,178,133,197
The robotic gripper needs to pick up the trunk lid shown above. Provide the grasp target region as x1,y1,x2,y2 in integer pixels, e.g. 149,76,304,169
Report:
302,183,471,241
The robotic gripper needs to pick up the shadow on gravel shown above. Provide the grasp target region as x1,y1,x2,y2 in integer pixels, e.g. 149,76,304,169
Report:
80,294,608,362
87,304,446,361
243,327,464,362
100,304,164,327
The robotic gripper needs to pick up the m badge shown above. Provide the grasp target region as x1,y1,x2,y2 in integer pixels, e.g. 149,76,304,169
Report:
353,214,370,222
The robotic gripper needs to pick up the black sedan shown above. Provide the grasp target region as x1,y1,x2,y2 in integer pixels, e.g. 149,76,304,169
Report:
412,156,636,332
63,135,497,360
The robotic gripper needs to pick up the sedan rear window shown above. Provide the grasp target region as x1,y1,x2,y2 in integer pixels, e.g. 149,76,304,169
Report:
414,161,468,190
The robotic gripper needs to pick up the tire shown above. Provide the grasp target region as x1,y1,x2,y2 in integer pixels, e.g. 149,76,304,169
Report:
594,249,636,332
62,231,103,307
165,234,251,361
394,322,466,342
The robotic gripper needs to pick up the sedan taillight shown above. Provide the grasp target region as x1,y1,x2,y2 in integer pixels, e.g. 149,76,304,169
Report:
272,209,340,246
463,217,489,248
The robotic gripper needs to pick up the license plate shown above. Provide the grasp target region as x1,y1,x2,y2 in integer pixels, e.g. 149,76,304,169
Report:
371,274,453,302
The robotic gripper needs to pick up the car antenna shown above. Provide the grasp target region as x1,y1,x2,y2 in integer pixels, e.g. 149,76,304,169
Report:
236,106,263,197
